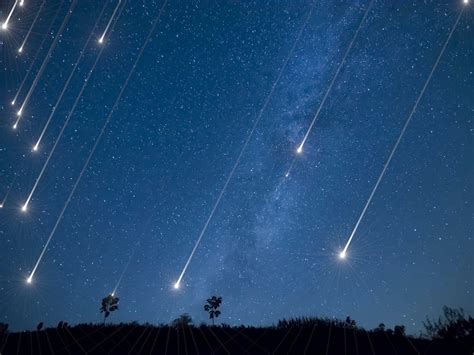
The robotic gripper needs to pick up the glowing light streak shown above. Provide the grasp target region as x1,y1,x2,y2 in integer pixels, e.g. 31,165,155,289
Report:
27,0,165,283
340,8,465,258
14,0,78,129
297,0,373,153
98,0,121,44
18,0,46,54
173,4,315,289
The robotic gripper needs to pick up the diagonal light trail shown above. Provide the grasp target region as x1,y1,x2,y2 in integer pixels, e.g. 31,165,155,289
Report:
1,0,19,30
26,0,168,284
98,0,122,44
173,4,316,289
11,4,62,107
21,6,114,212
339,7,466,259
14,0,78,129
33,2,109,152
18,0,46,54
296,0,374,155
284,1,374,179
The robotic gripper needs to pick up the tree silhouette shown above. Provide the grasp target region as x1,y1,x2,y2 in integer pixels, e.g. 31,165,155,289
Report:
0,323,8,334
394,325,406,336
100,294,119,324
172,313,193,328
204,296,222,325
424,306,473,343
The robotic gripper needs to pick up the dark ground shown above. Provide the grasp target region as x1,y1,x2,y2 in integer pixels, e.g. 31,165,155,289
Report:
0,320,471,354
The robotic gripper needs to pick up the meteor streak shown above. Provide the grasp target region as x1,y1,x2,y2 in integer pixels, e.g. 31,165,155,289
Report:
18,0,46,54
173,4,315,289
21,8,112,211
33,2,109,152
14,0,77,129
2,0,19,30
98,0,121,44
340,8,465,258
27,0,166,284
111,244,138,296
297,0,373,154
1,174,18,208
11,6,62,107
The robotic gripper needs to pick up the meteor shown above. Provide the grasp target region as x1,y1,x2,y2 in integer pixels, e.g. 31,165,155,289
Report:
18,0,46,55
296,0,373,154
2,0,19,30
21,13,110,212
111,244,138,297
14,0,78,130
340,7,465,258
33,1,109,152
11,6,62,108
174,4,315,288
98,0,121,44
1,174,18,208
27,0,165,284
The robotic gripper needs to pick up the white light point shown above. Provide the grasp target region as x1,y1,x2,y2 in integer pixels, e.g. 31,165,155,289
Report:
1,23,7,30
11,100,15,106
0,204,3,209
285,172,289,178
32,144,38,152
18,46,23,53
173,281,180,290
13,123,17,130
98,37,104,44
17,109,22,116
21,204,28,212
463,0,469,4
26,276,32,284
339,251,346,259
296,146,303,154
19,0,24,6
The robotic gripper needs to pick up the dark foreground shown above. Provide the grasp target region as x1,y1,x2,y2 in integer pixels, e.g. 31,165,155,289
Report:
0,321,471,355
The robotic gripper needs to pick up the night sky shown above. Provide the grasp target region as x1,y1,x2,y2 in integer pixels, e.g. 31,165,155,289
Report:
0,0,472,333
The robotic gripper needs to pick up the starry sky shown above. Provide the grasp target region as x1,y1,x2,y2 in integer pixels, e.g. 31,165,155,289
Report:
0,0,472,333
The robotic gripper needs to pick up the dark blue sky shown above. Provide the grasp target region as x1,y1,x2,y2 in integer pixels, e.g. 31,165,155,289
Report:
0,0,472,332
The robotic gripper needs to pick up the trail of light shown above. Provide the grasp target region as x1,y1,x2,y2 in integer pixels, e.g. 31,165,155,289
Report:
297,0,373,154
340,8,465,258
0,175,18,208
27,0,166,283
21,6,111,212
18,0,46,54
173,4,315,289
111,244,138,296
11,4,62,107
14,0,78,129
33,2,109,152
2,0,19,30
98,0,121,44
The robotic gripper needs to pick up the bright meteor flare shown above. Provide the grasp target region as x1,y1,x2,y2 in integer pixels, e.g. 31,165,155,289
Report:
174,4,315,288
296,0,373,154
340,7,465,258
26,0,165,284
98,0,122,44
33,1,109,152
14,0,77,130
11,7,62,110
2,0,19,31
18,0,46,55
22,3,113,212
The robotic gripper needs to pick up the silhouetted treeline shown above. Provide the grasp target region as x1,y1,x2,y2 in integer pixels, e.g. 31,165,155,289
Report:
0,307,472,354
